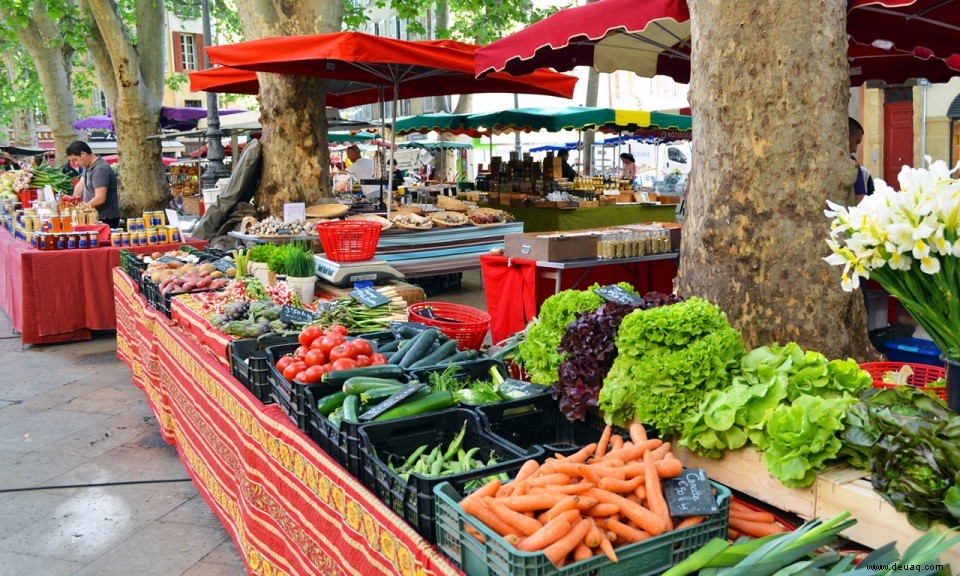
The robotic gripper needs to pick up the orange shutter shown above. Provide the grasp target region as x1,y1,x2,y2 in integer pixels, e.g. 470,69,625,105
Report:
194,33,205,70
173,31,183,73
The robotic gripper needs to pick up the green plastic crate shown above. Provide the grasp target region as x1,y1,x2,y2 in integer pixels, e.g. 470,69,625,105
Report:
434,480,730,576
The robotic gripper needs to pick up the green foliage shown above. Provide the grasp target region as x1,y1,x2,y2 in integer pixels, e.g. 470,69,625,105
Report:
166,73,189,92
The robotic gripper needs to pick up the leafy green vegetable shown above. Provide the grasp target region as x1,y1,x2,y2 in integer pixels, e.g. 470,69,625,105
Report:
843,386,960,529
247,243,278,264
600,298,744,435
518,283,634,385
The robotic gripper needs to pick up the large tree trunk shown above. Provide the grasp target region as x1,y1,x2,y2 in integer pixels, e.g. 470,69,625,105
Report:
1,54,39,148
234,0,345,213
678,0,873,359
6,3,79,162
83,0,166,215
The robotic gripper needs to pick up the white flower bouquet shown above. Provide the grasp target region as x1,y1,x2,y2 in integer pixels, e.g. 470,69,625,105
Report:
824,158,960,361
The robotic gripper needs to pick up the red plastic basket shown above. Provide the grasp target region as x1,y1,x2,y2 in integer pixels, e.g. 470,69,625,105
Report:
859,361,946,400
315,220,381,262
408,302,491,350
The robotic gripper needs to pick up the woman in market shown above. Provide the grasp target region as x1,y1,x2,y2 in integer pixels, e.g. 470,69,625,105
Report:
619,152,637,183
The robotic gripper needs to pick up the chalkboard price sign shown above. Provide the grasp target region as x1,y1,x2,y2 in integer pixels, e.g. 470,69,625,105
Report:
210,257,236,273
349,287,390,308
360,382,423,421
280,305,319,325
157,256,181,263
662,468,719,518
595,284,643,306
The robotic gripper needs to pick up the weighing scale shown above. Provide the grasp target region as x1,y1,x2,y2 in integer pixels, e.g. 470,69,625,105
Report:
314,255,403,286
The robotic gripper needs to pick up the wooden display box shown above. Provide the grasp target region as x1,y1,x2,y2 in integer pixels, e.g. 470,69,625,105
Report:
617,192,635,204
317,280,425,307
504,230,599,261
599,197,618,206
534,201,579,209
659,195,681,205
577,201,599,208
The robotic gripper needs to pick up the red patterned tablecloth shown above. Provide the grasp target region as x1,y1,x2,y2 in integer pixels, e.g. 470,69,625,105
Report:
170,294,235,368
0,226,204,344
114,269,464,576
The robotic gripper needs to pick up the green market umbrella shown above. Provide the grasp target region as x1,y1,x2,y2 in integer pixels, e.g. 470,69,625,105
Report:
394,113,483,137
328,131,377,144
465,107,690,134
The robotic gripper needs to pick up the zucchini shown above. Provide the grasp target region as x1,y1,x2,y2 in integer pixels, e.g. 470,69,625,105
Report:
395,325,422,339
359,386,404,404
435,350,479,365
321,364,405,386
315,391,348,415
379,340,400,353
408,340,459,369
387,338,412,364
373,390,455,421
342,394,360,423
398,329,439,369
343,377,407,395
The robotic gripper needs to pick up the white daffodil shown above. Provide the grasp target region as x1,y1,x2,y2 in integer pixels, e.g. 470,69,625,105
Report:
931,225,951,256
920,255,941,275
888,250,912,271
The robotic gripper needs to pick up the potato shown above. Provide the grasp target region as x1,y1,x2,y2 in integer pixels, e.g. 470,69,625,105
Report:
151,252,162,259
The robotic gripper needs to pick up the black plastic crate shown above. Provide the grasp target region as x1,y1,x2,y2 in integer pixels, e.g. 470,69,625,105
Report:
119,250,148,290
477,395,657,456
407,358,507,383
357,330,399,347
358,409,538,544
304,384,364,476
230,336,300,403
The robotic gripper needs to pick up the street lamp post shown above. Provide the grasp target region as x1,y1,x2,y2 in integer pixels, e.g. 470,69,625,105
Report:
200,0,230,188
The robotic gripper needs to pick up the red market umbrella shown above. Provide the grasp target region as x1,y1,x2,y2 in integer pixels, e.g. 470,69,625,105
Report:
476,0,959,84
847,39,960,85
206,31,579,213
188,66,260,95
847,0,960,63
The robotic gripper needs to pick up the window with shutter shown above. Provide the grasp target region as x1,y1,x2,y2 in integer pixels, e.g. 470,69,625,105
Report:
194,33,205,69
173,31,184,73
181,34,197,71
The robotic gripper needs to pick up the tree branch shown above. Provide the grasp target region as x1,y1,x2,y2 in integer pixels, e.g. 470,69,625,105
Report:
84,0,139,87
81,4,119,111
135,0,165,100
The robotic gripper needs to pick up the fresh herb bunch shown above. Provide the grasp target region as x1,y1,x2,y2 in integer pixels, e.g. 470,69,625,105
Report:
248,243,278,264
843,386,960,529
267,245,288,274
284,243,315,278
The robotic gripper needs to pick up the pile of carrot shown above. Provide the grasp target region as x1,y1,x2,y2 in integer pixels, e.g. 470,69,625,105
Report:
457,421,707,568
727,498,789,540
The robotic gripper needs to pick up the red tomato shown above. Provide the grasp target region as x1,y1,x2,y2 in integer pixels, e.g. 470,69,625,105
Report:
318,334,346,355
295,370,308,382
352,339,374,357
370,353,388,365
329,344,351,363
331,358,358,372
304,349,327,367
355,354,372,367
309,338,326,350
299,326,323,347
283,364,300,381
317,364,333,375
276,356,295,371
294,346,309,361
327,324,349,337
303,365,324,383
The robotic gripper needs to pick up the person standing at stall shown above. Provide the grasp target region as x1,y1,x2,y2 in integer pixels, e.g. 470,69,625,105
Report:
344,144,378,199
849,118,872,204
619,152,637,183
67,140,120,228
558,148,577,180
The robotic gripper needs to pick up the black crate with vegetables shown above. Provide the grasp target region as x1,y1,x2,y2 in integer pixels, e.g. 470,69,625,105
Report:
358,409,540,543
408,360,547,407
230,335,299,403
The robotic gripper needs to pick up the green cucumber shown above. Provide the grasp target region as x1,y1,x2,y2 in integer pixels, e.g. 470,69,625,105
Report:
398,329,439,369
315,391,348,415
435,350,479,365
321,364,405,386
360,386,404,404
379,340,400,353
388,338,412,364
408,340,460,369
343,377,407,395
372,390,455,421
342,394,360,423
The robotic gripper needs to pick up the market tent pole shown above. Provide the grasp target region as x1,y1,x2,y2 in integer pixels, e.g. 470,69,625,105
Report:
386,80,398,218
379,86,388,214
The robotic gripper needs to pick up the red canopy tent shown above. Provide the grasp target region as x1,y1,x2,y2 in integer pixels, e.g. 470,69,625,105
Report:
474,0,959,85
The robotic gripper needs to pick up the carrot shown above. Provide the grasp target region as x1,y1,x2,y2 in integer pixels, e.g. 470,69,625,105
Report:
585,465,626,480
484,497,543,537
649,441,671,460
629,421,648,444
627,494,643,505
729,499,753,511
575,496,600,511
585,503,619,517
602,518,652,543
528,487,545,495
604,439,663,463
545,518,593,566
605,530,618,544
603,458,626,468
465,525,485,543
544,482,595,495
567,443,597,464
596,521,619,562
518,512,577,552
499,493,567,512
610,434,624,450
643,452,673,531
585,518,602,548
461,479,501,505
573,543,593,562
599,476,645,493
504,534,521,547
585,489,666,536
540,461,585,478
539,496,580,523
655,457,683,478
729,517,787,538
728,528,742,540
514,459,541,484
528,473,571,488
675,516,706,530
461,498,517,537
634,485,646,502
595,425,612,458
578,464,601,486
729,508,776,524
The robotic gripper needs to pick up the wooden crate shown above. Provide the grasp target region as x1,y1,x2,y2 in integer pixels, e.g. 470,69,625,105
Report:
317,280,425,307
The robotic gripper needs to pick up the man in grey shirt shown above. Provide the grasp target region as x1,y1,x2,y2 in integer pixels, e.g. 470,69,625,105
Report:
67,140,120,228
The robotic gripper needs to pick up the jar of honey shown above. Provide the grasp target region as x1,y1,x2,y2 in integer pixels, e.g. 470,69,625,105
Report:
147,228,158,245
169,227,181,243
121,232,130,247
56,233,66,250
138,230,148,246
89,231,100,248
130,232,139,247
67,233,78,250
111,231,122,247
78,232,89,249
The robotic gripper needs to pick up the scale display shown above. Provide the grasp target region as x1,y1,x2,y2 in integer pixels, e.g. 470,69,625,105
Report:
314,256,403,286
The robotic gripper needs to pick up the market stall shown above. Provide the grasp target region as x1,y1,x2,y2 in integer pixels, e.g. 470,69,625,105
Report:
495,203,677,233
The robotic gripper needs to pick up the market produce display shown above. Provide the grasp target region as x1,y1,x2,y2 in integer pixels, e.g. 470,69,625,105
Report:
452,421,704,568
312,290,408,334
680,343,871,487
29,164,74,192
600,298,744,436
208,301,294,338
423,363,539,405
843,386,960,530
467,207,512,226
274,324,389,386
555,292,683,422
727,498,789,540
240,215,315,237
430,211,469,227
0,170,29,200
385,422,509,489
390,212,434,229
146,260,232,295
